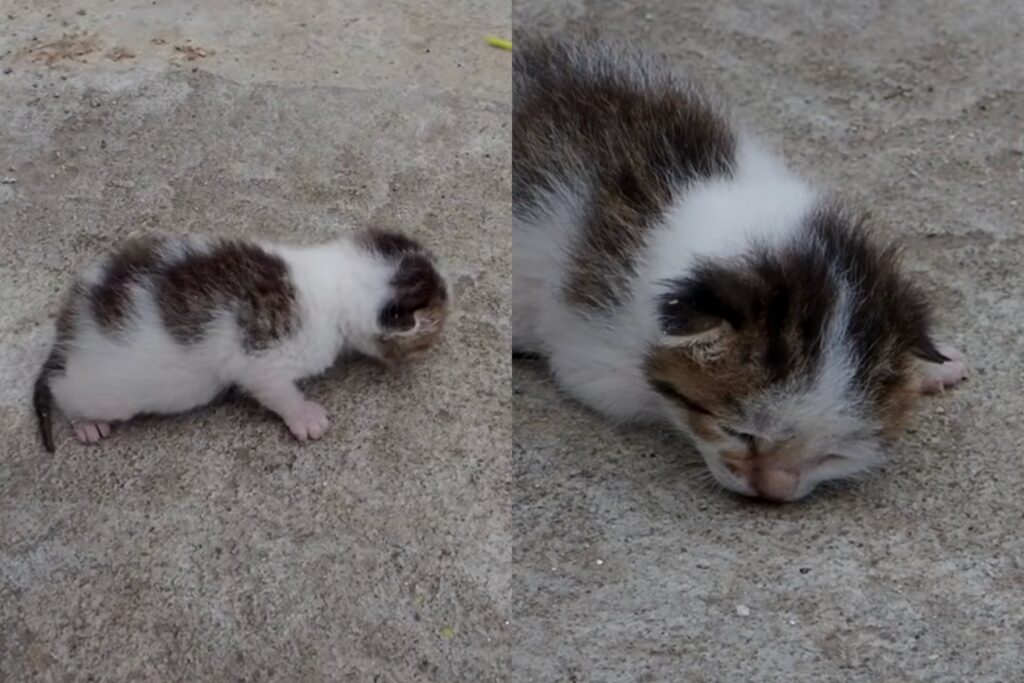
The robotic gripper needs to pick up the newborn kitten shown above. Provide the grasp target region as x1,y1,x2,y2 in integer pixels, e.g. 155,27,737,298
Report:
513,36,967,501
33,229,448,451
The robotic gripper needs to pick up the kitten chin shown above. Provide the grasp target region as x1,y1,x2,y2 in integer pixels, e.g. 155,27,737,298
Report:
513,34,966,501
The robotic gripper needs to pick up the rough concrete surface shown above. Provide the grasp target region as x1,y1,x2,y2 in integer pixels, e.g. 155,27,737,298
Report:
1,1,509,681
513,1,1023,682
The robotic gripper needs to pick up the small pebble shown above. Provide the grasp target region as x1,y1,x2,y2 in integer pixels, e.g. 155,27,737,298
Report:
595,559,604,566
735,604,751,617
935,406,945,414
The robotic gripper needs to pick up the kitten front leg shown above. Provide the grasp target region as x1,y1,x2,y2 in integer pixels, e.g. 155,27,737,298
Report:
238,370,329,441
918,342,968,394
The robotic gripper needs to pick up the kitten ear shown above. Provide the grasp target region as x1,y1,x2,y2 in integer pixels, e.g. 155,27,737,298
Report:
659,319,733,364
657,276,744,362
911,335,950,364
379,254,448,331
658,290,739,364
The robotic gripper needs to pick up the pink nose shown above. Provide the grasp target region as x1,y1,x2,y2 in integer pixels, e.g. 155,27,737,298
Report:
752,467,799,501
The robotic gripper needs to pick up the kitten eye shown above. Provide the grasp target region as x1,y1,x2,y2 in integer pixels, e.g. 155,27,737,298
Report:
380,303,416,330
651,381,712,415
721,426,756,443
815,454,849,466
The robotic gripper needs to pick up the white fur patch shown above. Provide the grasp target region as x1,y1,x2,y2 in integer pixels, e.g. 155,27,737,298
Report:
641,138,819,290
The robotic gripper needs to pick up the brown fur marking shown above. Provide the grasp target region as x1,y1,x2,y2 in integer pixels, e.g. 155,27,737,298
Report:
90,236,165,330
157,241,298,350
513,36,736,310
645,327,765,419
358,229,426,259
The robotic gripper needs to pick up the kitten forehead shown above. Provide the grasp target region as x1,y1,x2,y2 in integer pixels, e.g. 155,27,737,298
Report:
644,139,817,288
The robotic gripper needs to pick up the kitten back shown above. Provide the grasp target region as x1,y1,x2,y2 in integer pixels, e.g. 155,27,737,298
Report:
514,35,737,310
82,235,300,351
157,240,298,350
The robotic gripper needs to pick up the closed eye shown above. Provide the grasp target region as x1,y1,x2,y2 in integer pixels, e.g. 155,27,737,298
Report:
721,425,756,444
651,381,713,415
815,454,850,466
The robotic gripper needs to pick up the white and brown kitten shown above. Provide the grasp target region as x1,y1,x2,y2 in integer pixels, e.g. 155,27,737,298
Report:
34,230,449,451
513,36,967,501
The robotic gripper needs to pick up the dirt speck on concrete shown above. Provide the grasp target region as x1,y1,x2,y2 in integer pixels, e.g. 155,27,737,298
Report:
23,33,102,66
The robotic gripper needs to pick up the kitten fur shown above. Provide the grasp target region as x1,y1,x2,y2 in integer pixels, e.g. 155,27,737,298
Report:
513,36,967,501
34,229,449,451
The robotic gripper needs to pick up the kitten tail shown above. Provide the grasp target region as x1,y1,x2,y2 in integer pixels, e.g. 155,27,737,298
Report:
33,362,56,453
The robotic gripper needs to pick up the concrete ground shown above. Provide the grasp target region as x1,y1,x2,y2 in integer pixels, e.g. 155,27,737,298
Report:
513,1,1024,682
3,1,1023,682
0,1,509,681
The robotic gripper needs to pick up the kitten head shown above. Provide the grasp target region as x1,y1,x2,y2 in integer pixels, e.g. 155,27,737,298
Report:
359,229,450,362
644,203,945,501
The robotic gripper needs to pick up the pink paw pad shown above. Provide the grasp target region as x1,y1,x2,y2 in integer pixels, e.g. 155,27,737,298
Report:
285,401,330,441
73,420,112,444
919,343,968,395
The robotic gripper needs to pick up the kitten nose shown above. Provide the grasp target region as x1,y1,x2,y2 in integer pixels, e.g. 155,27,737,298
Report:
753,467,799,501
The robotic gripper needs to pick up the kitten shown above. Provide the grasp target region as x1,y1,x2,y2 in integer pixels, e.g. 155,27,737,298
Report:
33,229,449,451
512,36,967,501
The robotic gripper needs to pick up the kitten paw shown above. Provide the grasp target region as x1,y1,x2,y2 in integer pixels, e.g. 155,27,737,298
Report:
73,420,112,444
919,343,968,394
284,401,329,441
